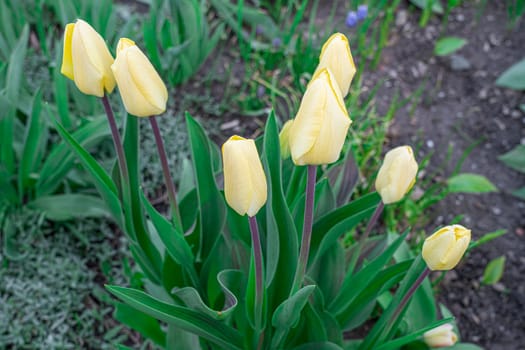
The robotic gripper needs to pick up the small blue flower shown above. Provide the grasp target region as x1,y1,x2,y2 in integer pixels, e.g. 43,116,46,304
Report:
357,4,368,20
272,37,282,48
256,25,264,36
345,11,358,28
257,85,265,98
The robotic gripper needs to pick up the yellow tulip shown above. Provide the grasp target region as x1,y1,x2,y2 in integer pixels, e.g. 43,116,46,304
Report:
60,19,116,97
111,38,168,117
222,136,267,217
375,146,418,204
279,119,294,159
422,225,471,271
288,68,351,166
312,33,356,97
423,324,458,348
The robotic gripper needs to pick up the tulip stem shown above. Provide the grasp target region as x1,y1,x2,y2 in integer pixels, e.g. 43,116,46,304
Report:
291,165,317,295
249,215,264,329
392,267,430,322
101,95,129,184
149,115,182,230
348,200,384,274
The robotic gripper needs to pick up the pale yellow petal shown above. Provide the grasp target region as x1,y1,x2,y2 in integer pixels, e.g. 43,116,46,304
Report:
60,23,75,81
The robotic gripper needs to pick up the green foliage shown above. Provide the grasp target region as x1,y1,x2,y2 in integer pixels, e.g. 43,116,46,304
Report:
447,173,498,193
496,57,525,90
434,37,467,56
143,0,224,86
499,144,525,199
482,256,506,285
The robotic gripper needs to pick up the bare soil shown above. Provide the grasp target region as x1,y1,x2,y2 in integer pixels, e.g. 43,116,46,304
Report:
362,2,525,348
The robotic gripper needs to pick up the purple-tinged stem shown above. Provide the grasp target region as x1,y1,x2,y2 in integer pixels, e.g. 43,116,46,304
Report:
291,165,317,294
348,200,384,273
392,267,431,322
101,95,129,184
149,115,182,229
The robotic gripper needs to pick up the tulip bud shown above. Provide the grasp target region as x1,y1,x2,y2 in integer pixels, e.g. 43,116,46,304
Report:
61,19,116,97
289,68,351,166
222,136,267,217
111,38,168,117
422,225,471,271
375,146,418,204
312,33,356,97
423,323,458,348
279,119,294,159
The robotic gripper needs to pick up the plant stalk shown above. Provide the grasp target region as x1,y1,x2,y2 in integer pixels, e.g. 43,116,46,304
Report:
291,164,317,295
149,115,182,229
391,267,431,322
101,95,129,184
348,200,384,274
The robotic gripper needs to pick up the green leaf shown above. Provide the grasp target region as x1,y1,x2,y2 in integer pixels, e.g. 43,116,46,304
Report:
19,89,44,196
114,303,166,346
496,58,525,90
447,173,497,193
185,112,226,259
408,0,444,14
106,286,243,350
434,37,467,56
28,194,109,221
53,119,124,227
499,144,525,173
261,112,298,302
512,186,525,200
5,24,28,104
448,344,484,350
468,229,506,251
38,115,110,196
141,191,198,287
375,317,454,350
291,342,343,350
482,255,505,285
271,285,317,348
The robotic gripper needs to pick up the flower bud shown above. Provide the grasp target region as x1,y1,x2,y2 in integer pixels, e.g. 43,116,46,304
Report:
111,38,168,117
289,68,351,165
375,146,418,204
422,225,471,271
222,136,267,217
279,119,294,159
61,19,116,97
313,33,356,97
423,323,458,348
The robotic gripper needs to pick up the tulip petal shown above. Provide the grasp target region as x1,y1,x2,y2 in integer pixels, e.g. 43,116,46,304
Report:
290,69,351,165
60,23,75,81
422,225,471,270
375,146,418,204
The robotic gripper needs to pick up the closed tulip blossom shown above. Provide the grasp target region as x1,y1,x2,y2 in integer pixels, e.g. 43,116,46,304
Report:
422,225,471,271
375,146,418,204
111,38,168,117
222,136,267,217
289,68,351,166
313,33,356,97
423,323,458,348
61,19,116,97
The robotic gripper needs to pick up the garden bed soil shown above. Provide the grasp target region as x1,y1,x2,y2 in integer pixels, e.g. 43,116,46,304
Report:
358,1,524,349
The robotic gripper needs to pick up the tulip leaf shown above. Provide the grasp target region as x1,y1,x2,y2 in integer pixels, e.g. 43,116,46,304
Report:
262,112,298,293
291,342,344,350
447,173,497,193
271,285,316,348
141,190,198,287
106,286,243,350
326,150,359,206
496,57,525,90
359,255,429,349
28,194,110,221
114,303,166,346
499,144,525,173
329,231,408,317
482,255,506,285
434,37,467,56
512,186,525,200
37,114,110,196
173,269,241,320
53,119,124,228
408,0,444,14
374,317,454,350
185,112,226,259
